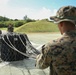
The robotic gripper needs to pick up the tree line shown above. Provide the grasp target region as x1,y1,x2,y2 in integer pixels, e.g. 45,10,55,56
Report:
0,15,36,28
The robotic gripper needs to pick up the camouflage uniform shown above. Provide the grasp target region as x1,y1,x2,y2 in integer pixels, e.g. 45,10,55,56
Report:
36,6,76,75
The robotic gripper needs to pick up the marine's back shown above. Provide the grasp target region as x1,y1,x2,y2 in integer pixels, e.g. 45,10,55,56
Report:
50,30,76,75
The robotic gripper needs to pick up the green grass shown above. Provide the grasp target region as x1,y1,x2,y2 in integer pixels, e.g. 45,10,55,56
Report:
0,28,7,30
0,27,17,31
15,19,59,33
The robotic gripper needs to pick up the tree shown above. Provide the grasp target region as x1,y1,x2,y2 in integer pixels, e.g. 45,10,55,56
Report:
0,16,9,21
23,15,28,20
23,15,36,22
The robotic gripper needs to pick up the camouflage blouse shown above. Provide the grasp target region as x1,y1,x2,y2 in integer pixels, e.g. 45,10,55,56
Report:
36,30,76,75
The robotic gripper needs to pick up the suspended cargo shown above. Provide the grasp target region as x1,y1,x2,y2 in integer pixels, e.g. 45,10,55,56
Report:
0,32,40,61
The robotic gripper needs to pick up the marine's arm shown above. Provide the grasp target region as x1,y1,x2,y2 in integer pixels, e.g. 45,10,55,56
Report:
35,44,53,69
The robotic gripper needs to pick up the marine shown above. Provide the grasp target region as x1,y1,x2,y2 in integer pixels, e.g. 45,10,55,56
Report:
35,6,76,75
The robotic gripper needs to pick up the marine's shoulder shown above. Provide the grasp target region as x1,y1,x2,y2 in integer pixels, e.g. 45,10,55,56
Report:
47,36,66,45
44,35,70,51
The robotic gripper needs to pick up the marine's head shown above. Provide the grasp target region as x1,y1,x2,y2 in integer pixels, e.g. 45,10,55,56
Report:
50,6,76,34
50,6,76,24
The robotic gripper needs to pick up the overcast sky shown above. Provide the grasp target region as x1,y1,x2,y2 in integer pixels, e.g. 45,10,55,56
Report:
0,0,76,20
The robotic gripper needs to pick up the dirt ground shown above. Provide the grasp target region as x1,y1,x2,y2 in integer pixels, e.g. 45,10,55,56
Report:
26,33,61,48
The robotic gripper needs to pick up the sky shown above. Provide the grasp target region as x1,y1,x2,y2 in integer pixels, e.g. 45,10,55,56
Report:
0,0,76,20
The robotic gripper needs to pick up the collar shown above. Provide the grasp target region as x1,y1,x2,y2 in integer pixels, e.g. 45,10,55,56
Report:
63,30,76,37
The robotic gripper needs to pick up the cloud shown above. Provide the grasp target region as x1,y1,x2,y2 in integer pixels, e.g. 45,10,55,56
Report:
0,0,9,5
0,0,57,20
0,0,10,16
29,7,57,20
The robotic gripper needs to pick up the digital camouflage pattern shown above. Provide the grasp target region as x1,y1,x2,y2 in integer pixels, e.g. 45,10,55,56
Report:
50,6,76,24
36,30,76,75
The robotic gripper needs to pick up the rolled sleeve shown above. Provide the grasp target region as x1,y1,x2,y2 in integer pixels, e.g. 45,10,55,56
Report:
35,44,52,69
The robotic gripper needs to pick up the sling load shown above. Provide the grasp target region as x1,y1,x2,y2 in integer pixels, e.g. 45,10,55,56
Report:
0,32,40,61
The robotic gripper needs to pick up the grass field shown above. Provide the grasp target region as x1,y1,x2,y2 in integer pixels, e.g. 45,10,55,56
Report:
0,28,7,30
15,19,59,33
0,27,17,31
0,19,59,33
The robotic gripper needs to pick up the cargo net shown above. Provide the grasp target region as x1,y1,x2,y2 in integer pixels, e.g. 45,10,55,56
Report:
0,32,40,62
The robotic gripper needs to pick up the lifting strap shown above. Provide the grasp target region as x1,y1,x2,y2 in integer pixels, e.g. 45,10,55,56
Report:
1,33,41,59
